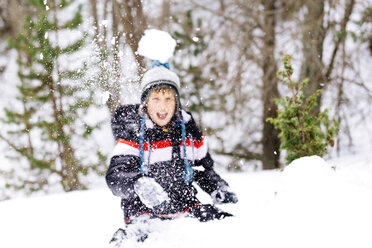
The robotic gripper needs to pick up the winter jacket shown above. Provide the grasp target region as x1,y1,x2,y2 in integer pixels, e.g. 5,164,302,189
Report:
106,104,229,223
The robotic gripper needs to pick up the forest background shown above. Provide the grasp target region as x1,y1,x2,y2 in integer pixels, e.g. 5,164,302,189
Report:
0,0,371,200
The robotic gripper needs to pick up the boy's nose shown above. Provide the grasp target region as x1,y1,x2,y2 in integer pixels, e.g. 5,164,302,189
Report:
159,102,166,111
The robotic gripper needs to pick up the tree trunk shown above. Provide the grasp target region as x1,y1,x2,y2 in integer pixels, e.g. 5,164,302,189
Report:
7,0,27,38
261,0,280,170
51,2,83,191
120,0,147,77
108,0,122,112
301,0,325,116
159,0,171,30
46,72,83,191
89,0,99,42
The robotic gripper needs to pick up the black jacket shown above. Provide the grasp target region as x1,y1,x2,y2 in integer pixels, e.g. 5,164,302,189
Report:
106,104,228,221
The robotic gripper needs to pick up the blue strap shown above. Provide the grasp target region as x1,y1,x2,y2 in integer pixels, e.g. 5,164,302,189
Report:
181,119,193,184
151,60,170,69
139,115,148,175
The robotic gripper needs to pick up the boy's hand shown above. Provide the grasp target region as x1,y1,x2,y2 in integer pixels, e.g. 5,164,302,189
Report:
211,183,238,204
133,177,170,208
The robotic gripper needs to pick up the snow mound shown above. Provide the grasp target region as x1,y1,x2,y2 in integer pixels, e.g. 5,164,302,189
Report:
137,29,176,63
284,155,333,176
270,156,372,248
282,155,335,191
278,155,361,200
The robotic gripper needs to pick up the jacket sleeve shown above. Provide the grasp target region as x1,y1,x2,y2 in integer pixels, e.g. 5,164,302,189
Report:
193,153,229,194
182,110,229,195
106,105,142,199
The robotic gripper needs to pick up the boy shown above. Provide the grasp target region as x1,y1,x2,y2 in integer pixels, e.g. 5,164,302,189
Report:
106,63,238,245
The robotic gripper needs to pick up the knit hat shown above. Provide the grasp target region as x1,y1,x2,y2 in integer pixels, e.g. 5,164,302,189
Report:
140,63,181,104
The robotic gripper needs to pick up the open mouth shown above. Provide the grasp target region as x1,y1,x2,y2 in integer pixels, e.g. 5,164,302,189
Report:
157,113,168,120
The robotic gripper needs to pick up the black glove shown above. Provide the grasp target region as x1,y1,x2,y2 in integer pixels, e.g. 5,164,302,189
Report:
189,204,233,222
211,183,238,204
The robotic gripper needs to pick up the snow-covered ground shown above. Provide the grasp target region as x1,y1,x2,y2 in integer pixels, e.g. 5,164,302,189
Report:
1,155,371,248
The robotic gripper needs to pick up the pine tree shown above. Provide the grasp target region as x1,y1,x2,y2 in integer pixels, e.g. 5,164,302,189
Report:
0,0,106,195
267,55,338,164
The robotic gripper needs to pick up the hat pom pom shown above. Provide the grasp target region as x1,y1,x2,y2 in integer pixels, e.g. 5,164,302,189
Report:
137,29,177,64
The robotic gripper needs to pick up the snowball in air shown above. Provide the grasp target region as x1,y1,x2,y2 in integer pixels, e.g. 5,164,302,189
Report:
137,29,176,63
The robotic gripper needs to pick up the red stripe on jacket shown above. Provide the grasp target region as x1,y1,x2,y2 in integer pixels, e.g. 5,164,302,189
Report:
116,135,205,150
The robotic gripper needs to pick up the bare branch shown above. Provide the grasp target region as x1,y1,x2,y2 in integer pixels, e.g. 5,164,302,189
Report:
325,0,355,82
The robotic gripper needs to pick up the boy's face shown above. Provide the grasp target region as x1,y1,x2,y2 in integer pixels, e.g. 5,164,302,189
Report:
146,89,176,127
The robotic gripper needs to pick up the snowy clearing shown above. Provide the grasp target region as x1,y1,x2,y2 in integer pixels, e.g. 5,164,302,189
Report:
1,155,371,248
